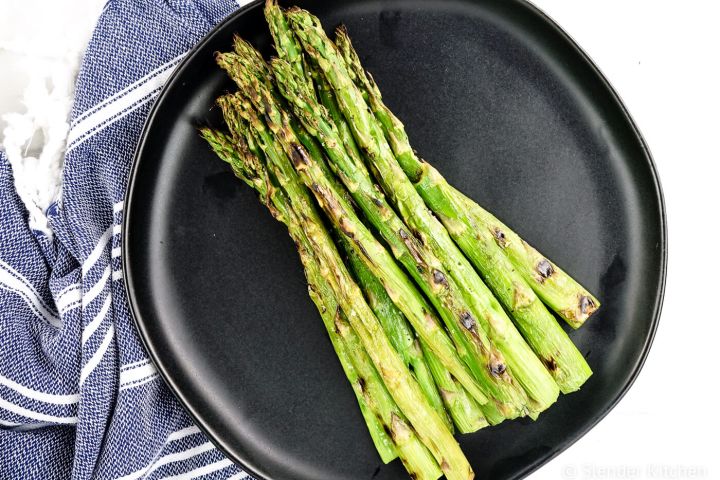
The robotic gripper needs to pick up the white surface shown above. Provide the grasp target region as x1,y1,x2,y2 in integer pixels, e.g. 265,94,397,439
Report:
0,0,718,478
527,1,719,479
0,0,104,233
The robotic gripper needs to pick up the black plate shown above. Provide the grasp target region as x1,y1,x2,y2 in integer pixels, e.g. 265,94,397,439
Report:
124,1,666,478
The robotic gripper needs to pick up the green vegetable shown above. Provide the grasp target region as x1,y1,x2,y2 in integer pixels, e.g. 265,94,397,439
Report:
218,91,474,480
272,56,531,420
341,235,452,430
202,6,602,474
344,237,488,433
264,0,316,99
201,124,441,478
336,27,593,392
288,8,559,412
457,187,600,328
272,57,509,408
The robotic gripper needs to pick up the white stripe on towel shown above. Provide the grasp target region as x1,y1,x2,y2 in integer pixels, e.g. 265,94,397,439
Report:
0,374,79,405
79,325,115,386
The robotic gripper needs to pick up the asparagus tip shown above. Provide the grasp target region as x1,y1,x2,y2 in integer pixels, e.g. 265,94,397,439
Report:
336,23,349,36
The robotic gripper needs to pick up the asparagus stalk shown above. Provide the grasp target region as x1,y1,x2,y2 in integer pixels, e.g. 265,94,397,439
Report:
345,237,488,433
271,57,528,420
202,125,439,477
223,48,496,414
274,63,498,426
223,93,473,480
334,28,599,330
264,0,316,99
341,235,452,430
319,298,440,477
421,345,489,433
287,9,559,412
335,29,592,391
304,65,502,414
312,59,366,177
308,290,398,464
218,41,328,180
456,188,600,328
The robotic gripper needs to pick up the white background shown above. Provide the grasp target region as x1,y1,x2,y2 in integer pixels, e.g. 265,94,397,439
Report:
527,2,719,479
1,1,718,479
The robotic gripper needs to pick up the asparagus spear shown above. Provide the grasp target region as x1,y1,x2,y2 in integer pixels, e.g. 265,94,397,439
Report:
270,57,527,420
287,9,559,412
334,28,599,330
335,29,592,391
223,93,474,480
318,297,440,477
421,345,489,433
202,126,439,477
456,188,600,328
264,0,316,99
302,63,500,417
221,45,468,420
345,237,488,433
303,51,367,184
341,235,452,430
218,41,329,179
308,289,398,465
222,49,495,414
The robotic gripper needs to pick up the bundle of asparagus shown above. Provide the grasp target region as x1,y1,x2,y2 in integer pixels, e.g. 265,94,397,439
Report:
201,2,600,478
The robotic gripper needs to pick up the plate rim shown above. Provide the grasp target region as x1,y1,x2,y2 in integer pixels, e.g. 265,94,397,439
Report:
122,1,667,478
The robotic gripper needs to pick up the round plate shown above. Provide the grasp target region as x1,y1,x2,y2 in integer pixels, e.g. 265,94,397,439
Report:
123,1,666,479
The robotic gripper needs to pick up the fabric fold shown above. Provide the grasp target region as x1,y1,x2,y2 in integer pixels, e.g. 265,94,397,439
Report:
0,1,251,479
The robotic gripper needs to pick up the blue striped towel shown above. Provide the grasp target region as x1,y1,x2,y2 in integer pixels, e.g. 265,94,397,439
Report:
0,1,254,478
